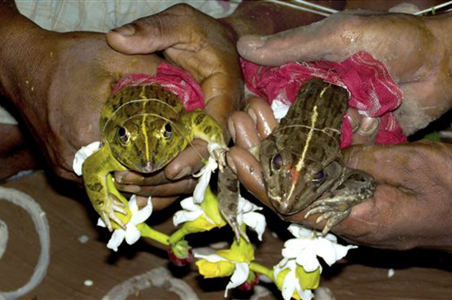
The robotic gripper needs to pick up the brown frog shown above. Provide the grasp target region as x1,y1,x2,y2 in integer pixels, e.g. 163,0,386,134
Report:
258,78,375,235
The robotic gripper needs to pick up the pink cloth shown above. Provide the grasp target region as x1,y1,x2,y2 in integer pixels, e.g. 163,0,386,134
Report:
112,63,205,111
241,51,407,148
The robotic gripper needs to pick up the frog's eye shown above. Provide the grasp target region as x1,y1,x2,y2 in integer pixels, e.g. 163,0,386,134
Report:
312,170,325,184
117,126,129,145
163,123,172,140
271,153,283,171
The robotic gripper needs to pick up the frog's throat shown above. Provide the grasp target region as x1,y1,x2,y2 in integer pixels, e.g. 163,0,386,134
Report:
101,97,178,135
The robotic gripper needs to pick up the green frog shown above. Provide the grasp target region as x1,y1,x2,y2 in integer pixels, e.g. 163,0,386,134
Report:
258,78,375,235
82,83,227,231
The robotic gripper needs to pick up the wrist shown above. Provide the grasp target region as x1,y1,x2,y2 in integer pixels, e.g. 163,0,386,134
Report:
0,7,53,110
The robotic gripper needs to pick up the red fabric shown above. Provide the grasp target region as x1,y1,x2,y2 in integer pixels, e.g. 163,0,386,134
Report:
112,63,205,111
241,51,407,148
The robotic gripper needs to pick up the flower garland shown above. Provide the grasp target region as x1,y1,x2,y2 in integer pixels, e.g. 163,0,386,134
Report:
73,142,357,300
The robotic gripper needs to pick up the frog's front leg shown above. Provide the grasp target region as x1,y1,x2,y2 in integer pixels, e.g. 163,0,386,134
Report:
183,110,247,240
305,168,375,236
183,110,228,170
82,145,128,231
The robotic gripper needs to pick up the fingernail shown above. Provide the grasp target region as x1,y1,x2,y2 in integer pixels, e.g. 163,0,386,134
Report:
226,154,237,175
248,36,267,49
247,108,257,125
112,24,136,37
118,185,141,194
136,196,149,208
228,118,236,143
173,166,192,180
346,114,360,133
115,171,127,183
358,117,379,136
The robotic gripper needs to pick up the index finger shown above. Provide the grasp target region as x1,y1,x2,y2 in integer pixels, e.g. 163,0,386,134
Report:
237,13,359,66
227,146,271,207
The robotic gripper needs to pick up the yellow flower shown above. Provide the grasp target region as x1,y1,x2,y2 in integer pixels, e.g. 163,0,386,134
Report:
196,259,236,278
170,187,226,244
274,264,318,300
296,266,320,290
195,239,255,297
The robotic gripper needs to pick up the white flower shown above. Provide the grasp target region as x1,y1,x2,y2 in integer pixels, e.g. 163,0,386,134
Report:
72,141,101,176
97,195,152,252
192,143,220,204
283,224,357,272
194,252,249,297
271,99,290,122
272,224,357,300
273,259,314,300
172,196,214,226
237,196,266,241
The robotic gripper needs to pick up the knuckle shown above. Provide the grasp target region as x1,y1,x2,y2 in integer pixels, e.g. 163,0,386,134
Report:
170,3,197,16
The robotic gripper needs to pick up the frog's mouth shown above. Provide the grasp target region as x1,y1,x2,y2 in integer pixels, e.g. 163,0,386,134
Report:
268,189,314,216
135,161,156,173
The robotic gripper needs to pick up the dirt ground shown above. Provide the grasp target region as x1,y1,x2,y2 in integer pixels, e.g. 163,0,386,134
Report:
1,171,452,299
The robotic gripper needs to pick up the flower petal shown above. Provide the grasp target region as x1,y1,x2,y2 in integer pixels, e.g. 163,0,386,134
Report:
297,288,314,300
72,141,101,176
131,196,153,225
225,262,249,297
173,209,203,226
288,224,315,239
107,229,126,252
194,253,227,263
180,197,199,211
295,247,320,273
193,167,212,204
97,218,106,228
281,269,297,300
128,194,139,215
124,225,141,245
196,259,235,278
282,239,310,258
271,99,291,121
316,238,357,266
243,211,266,241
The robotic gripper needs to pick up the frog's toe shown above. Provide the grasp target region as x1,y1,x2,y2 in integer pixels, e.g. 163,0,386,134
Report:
232,221,250,243
212,147,228,171
317,211,349,236
112,202,127,215
108,193,127,214
100,212,114,232
108,211,126,230
304,199,352,235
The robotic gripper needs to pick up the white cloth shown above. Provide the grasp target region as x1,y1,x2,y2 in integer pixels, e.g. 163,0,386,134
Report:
15,0,238,33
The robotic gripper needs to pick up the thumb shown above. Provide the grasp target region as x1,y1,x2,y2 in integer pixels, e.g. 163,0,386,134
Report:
106,4,196,54
237,13,359,66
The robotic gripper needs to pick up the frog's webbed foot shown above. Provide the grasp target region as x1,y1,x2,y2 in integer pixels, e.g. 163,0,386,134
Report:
100,193,127,232
218,165,249,243
304,195,358,236
305,170,375,236
211,145,228,173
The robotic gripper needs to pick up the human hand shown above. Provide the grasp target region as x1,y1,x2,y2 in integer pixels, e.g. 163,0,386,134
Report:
0,15,165,182
237,12,452,136
227,99,452,250
106,4,242,201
